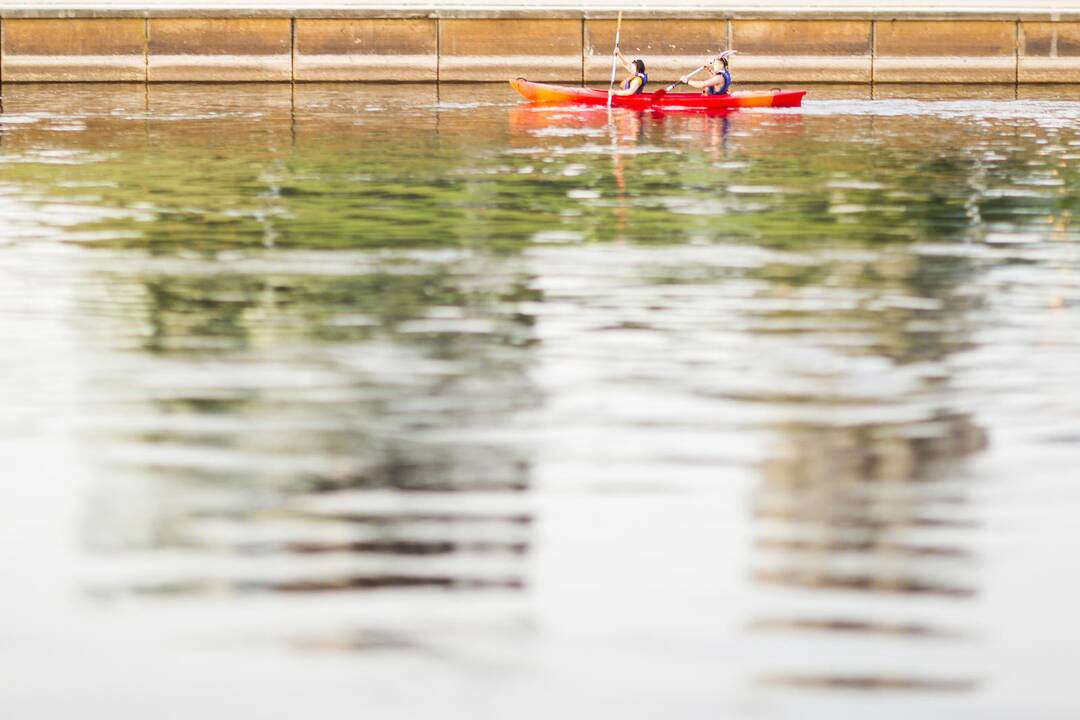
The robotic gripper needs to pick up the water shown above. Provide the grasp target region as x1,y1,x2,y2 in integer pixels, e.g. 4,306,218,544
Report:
2,82,1079,718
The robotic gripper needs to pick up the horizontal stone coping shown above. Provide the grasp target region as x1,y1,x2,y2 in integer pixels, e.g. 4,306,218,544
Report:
3,14,1080,83
3,8,1080,21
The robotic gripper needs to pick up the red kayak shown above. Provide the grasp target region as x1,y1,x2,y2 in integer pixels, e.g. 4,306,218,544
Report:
510,78,805,110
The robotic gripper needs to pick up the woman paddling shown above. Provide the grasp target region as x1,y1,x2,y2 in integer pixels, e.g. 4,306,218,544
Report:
680,52,734,96
610,48,649,96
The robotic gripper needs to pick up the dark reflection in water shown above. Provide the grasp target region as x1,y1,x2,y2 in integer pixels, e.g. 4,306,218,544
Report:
761,674,980,692
80,254,539,596
751,617,966,639
3,83,1080,716
748,243,990,691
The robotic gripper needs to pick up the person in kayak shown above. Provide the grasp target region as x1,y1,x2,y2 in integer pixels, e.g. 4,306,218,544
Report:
610,48,648,96
680,52,733,96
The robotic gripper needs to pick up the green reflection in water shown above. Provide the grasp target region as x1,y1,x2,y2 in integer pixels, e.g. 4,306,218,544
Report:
3,84,1073,256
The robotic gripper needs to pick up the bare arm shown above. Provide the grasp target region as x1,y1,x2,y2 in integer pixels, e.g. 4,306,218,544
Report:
614,48,636,74
610,75,644,96
686,74,726,90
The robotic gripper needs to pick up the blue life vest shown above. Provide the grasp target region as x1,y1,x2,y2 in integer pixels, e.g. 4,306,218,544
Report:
621,71,648,95
704,69,731,96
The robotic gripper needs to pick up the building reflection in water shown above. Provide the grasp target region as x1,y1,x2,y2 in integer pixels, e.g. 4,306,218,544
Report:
745,246,990,693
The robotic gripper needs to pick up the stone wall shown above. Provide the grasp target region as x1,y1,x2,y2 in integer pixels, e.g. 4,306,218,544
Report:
0,11,1078,83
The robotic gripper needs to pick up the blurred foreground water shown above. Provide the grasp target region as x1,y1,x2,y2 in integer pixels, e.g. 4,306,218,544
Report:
2,83,1080,718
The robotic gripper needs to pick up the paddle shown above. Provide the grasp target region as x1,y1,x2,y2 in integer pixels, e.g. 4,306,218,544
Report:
650,65,707,103
606,11,624,109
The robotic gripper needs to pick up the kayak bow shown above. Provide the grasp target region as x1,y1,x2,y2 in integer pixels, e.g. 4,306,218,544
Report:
510,78,805,110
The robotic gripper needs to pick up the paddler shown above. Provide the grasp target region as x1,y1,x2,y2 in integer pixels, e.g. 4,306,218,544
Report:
610,47,649,96
680,51,734,96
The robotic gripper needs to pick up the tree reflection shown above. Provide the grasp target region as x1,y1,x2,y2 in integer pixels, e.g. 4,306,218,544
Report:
80,250,540,600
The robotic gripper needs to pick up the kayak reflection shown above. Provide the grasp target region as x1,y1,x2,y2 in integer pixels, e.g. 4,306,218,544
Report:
508,104,803,144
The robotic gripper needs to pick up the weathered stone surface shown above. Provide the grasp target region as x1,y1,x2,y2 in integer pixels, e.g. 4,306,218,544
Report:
733,20,871,56
583,19,727,83
584,18,726,56
736,56,871,83
2,18,145,82
698,20,875,83
1021,22,1080,56
734,82,870,100
1019,57,1080,82
874,21,1016,82
875,20,1015,57
874,57,1015,83
439,18,581,81
149,18,291,81
295,19,436,81
1017,83,1080,98
1,13,1078,85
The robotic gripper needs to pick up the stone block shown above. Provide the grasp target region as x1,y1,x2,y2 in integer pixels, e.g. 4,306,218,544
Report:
1019,22,1080,81
1020,22,1080,57
149,18,291,82
720,20,873,84
874,21,1017,83
733,20,871,56
439,19,581,82
876,21,1016,57
295,19,436,82
2,18,145,82
1018,57,1080,82
874,57,1015,83
1017,83,1080,99
735,56,871,83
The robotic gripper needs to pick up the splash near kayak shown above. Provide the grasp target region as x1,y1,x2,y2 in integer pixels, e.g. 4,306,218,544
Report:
509,78,806,110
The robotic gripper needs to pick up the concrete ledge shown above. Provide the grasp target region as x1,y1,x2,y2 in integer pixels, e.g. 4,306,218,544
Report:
0,12,1079,84
149,18,291,81
2,18,145,81
874,57,1016,83
6,9,1080,22
295,18,436,80
738,56,871,83
441,54,579,82
1019,57,1080,82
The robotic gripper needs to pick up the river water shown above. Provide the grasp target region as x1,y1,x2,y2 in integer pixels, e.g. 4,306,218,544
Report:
1,83,1079,718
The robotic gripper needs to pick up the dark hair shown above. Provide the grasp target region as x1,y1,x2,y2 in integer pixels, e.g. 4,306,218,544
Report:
632,59,646,74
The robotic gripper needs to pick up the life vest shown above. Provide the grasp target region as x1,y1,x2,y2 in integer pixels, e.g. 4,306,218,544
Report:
620,71,648,95
704,69,731,96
